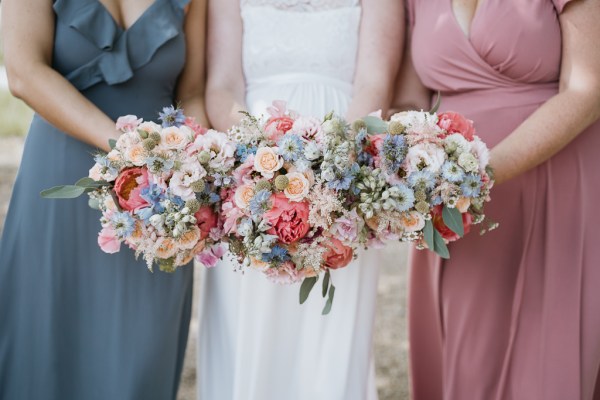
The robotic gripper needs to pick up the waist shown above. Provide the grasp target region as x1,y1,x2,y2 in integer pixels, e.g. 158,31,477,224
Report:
246,72,353,93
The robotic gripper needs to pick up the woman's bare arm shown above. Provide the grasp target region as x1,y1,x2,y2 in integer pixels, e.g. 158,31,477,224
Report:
345,0,404,122
489,0,600,184
1,0,119,152
204,0,246,131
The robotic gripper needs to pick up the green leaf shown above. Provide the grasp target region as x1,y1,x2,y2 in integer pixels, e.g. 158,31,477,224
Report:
322,270,330,298
108,139,117,149
433,229,450,259
429,91,442,114
75,177,107,189
423,219,435,251
322,284,336,315
299,276,318,304
323,111,334,122
40,185,86,199
362,116,388,134
442,205,464,237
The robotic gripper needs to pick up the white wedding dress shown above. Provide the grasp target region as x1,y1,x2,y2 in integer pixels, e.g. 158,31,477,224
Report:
197,1,380,399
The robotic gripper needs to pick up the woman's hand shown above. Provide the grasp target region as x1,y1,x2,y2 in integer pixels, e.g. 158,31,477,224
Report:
204,0,247,131
345,0,404,122
2,0,120,152
489,0,600,185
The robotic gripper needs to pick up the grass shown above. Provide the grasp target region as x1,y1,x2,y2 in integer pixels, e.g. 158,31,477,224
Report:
0,88,32,137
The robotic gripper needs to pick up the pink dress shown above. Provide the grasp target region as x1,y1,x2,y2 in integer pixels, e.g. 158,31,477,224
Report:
406,1,600,399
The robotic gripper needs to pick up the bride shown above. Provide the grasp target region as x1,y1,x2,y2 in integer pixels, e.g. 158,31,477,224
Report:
197,1,402,399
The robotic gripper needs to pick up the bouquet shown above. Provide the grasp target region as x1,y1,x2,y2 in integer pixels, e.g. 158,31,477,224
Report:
42,106,235,272
221,101,367,313
353,107,496,258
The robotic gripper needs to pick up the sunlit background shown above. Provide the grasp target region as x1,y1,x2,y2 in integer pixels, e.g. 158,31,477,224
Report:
0,12,409,399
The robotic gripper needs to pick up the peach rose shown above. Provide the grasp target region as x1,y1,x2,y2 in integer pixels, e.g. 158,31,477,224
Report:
284,172,310,202
234,184,255,209
456,197,471,213
254,147,284,178
431,205,472,242
137,121,162,135
322,238,353,270
195,206,219,240
400,211,425,233
155,237,177,259
437,112,476,141
125,143,147,166
160,126,190,150
263,193,310,244
177,225,201,250
114,167,150,211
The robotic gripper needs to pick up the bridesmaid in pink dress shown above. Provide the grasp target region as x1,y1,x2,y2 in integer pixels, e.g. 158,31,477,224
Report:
398,0,600,399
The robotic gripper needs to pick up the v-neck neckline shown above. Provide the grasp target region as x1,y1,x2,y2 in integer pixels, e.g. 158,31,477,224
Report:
96,0,161,32
448,0,486,39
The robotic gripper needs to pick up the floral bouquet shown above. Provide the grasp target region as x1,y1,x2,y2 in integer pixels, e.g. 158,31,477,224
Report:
42,106,235,272
221,101,368,313
353,107,496,258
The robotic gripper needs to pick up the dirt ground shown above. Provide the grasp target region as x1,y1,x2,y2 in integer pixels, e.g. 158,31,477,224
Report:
0,136,410,400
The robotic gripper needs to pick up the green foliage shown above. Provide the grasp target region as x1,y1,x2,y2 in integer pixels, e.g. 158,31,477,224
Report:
442,205,464,237
299,276,318,304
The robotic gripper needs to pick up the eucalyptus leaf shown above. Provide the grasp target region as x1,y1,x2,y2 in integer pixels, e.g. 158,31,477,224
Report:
75,177,107,189
322,270,330,298
362,116,388,134
433,229,450,259
299,276,318,304
40,185,86,199
442,205,464,237
108,138,117,150
322,284,336,315
423,220,435,251
429,91,442,114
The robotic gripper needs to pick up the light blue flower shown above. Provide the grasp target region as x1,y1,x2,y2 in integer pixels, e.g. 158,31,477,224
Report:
431,195,443,206
145,156,175,175
355,129,368,146
159,105,186,128
392,184,415,212
196,183,221,205
249,189,272,216
441,161,465,183
93,154,118,178
110,211,136,237
213,173,233,187
461,174,482,198
382,134,407,174
236,144,257,162
408,170,436,191
327,163,359,191
277,134,304,162
261,245,290,264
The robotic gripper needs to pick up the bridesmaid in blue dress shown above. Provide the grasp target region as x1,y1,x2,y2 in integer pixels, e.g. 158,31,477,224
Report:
0,0,206,399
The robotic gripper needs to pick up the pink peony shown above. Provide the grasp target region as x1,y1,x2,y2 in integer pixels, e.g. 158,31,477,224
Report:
265,101,296,141
195,206,219,240
98,227,121,254
437,112,476,141
114,167,150,211
263,193,310,244
431,205,472,243
115,115,142,132
322,238,353,270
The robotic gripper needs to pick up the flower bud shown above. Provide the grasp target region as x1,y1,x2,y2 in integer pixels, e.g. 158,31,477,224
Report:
274,175,289,190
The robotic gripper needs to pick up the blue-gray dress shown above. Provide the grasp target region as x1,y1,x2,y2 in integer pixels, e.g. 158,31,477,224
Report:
0,1,193,399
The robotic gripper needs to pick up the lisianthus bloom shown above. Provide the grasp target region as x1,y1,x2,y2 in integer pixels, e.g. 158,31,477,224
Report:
114,167,150,211
115,115,142,132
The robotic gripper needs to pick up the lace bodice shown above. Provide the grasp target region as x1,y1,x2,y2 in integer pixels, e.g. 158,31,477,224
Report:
241,0,358,11
241,0,361,87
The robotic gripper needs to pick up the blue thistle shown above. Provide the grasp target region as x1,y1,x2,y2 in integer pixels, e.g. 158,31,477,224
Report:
277,134,304,162
441,161,465,183
158,105,186,128
393,184,415,212
145,155,175,175
261,245,290,264
110,211,136,237
408,170,436,191
461,174,482,198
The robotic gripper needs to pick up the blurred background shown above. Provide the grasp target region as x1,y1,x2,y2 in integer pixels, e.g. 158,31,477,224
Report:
0,17,411,399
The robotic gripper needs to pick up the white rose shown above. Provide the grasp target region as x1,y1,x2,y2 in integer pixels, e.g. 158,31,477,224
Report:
458,152,479,173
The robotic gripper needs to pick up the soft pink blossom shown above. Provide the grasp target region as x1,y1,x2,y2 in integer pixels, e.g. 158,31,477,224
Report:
195,243,228,268
98,227,121,253
115,115,142,132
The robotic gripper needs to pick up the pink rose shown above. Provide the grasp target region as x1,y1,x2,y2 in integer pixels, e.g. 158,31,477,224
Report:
114,167,150,211
263,193,310,244
322,238,353,270
115,115,142,132
431,205,472,243
265,116,295,141
98,227,121,254
195,206,219,240
437,112,475,141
